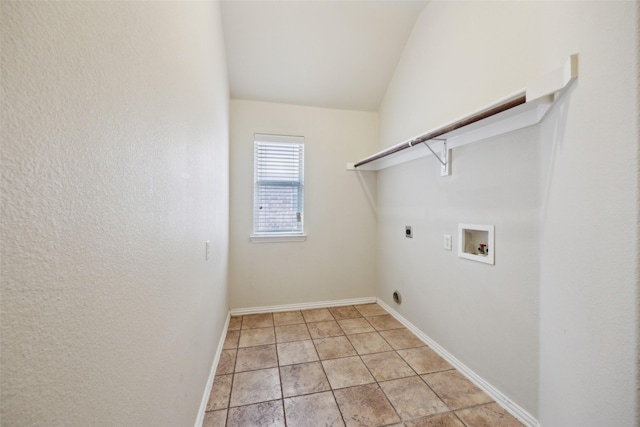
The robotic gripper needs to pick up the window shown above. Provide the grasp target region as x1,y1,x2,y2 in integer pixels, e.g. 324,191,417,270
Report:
251,134,305,242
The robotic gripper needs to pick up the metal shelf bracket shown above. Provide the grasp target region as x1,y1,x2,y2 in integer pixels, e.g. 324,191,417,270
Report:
422,139,450,176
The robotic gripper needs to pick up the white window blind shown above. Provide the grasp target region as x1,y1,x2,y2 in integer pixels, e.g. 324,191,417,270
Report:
253,134,304,237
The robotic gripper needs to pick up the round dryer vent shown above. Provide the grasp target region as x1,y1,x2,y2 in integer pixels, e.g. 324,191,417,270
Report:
392,291,402,305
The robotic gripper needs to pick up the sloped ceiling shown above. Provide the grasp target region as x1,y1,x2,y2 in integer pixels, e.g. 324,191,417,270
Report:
220,0,428,111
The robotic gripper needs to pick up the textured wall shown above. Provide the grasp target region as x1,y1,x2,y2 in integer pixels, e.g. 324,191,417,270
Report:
228,100,378,309
537,2,639,425
1,1,229,425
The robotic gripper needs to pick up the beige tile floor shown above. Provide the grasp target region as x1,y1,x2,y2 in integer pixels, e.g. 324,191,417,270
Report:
203,303,524,427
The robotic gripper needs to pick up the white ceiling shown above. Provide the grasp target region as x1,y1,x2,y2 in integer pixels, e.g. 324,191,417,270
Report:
220,0,428,112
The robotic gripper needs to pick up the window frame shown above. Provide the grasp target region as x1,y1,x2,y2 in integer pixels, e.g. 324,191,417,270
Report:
250,134,306,243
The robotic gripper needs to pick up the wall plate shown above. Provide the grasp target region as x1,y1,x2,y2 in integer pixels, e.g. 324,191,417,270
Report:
444,234,452,250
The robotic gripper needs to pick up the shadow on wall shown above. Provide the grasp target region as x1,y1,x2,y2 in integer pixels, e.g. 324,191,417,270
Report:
356,170,377,217
539,82,576,224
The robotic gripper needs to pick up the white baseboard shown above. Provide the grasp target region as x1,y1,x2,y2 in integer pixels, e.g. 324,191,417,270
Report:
376,298,539,427
194,312,230,427
229,296,377,316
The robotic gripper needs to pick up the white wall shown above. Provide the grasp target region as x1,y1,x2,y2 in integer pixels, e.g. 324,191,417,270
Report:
537,2,639,425
229,100,378,309
377,2,543,417
379,1,543,151
377,0,639,424
0,2,229,425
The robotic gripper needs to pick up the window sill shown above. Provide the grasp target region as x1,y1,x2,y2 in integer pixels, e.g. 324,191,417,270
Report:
250,233,307,243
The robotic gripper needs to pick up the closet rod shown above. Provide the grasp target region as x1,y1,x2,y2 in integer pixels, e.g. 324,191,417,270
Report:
354,93,526,168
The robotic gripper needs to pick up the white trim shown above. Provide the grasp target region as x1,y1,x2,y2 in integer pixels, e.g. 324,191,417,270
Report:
376,298,540,427
229,296,377,316
458,224,495,265
194,312,230,427
253,134,305,236
254,133,304,144
526,53,579,102
250,233,307,243
352,96,549,172
349,54,578,172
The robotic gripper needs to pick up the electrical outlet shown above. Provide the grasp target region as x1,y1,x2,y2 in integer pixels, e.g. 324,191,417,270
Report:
405,226,413,238
443,234,452,250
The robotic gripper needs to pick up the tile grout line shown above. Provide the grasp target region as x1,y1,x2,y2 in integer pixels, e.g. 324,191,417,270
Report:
304,307,350,427
328,306,403,426
380,318,457,422
354,346,404,425
365,311,501,426
219,305,516,427
384,333,497,424
359,314,424,424
224,316,241,426
322,306,415,425
229,313,281,425
359,313,429,425
267,312,288,427
348,311,459,425
273,310,308,426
